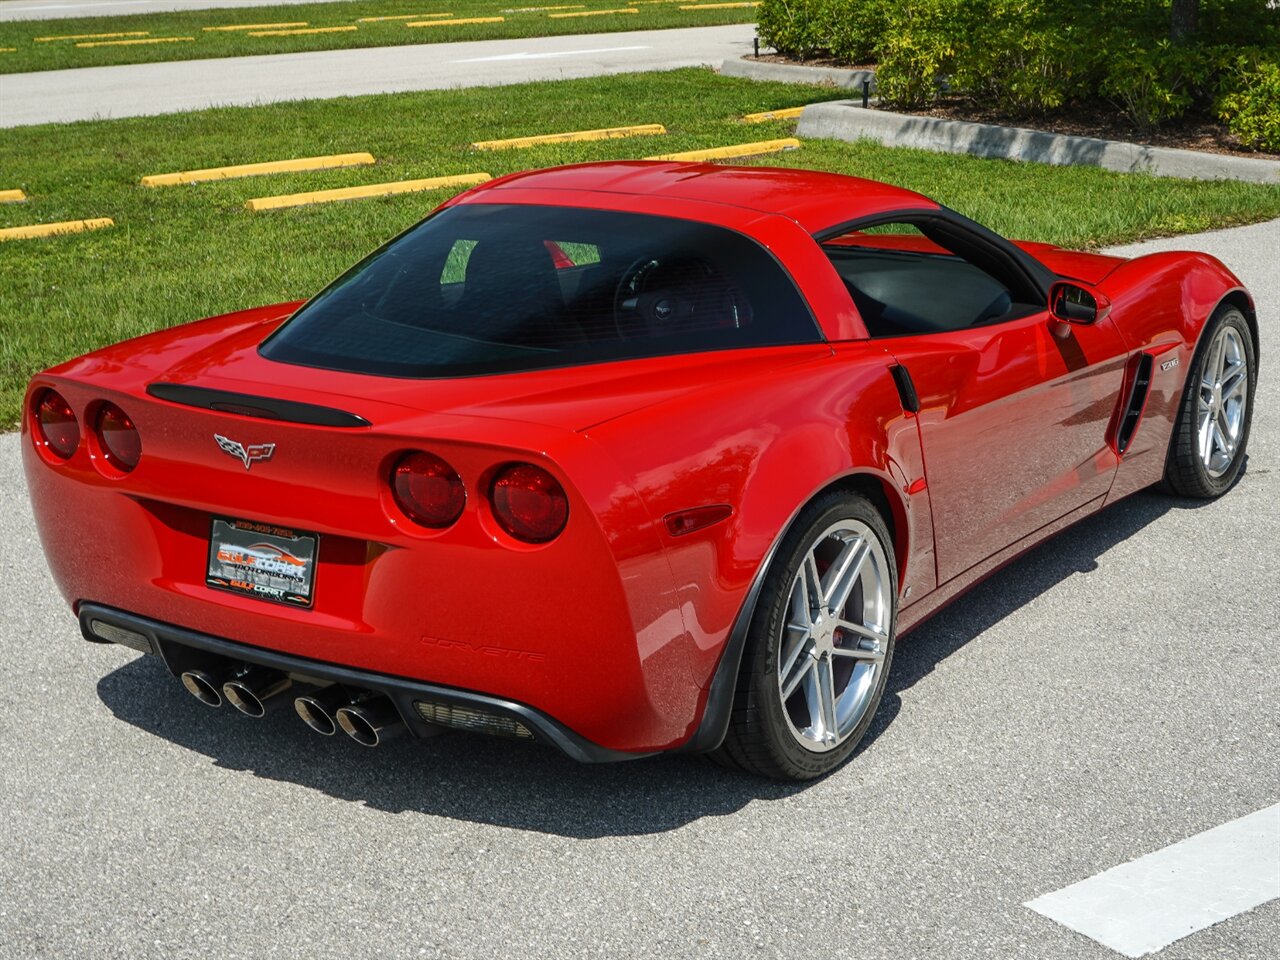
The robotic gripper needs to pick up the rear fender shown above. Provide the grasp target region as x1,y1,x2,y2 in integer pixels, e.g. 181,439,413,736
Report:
1099,251,1252,502
586,345,934,749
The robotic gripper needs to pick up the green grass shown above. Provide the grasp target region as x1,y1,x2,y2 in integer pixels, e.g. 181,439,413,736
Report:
3,67,1280,427
0,0,756,74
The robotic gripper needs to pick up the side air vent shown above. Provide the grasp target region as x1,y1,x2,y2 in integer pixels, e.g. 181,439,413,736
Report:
147,383,370,427
1116,353,1154,454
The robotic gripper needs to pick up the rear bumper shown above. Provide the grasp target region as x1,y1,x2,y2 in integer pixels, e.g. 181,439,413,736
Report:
23,380,707,753
79,603,648,764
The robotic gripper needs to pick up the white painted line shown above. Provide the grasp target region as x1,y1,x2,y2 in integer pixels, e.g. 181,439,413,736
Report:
453,44,648,63
1026,803,1280,958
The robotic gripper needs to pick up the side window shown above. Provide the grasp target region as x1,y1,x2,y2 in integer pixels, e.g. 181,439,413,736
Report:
823,222,1024,337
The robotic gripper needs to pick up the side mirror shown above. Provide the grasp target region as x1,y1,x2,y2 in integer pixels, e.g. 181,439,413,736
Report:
1049,281,1111,325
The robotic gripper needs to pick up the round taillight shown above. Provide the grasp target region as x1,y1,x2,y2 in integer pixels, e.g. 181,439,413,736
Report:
391,451,465,528
97,403,141,472
34,389,79,460
490,463,568,544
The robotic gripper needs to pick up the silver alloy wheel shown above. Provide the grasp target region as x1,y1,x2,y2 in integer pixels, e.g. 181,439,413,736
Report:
1198,325,1249,478
777,519,891,752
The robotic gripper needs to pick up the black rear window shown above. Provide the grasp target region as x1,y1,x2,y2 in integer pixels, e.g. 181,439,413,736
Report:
260,203,821,377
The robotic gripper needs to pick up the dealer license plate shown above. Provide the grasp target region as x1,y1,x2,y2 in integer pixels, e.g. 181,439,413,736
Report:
206,517,318,607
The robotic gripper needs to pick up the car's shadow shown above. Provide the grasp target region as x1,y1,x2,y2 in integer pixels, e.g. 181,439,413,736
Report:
96,488,1213,838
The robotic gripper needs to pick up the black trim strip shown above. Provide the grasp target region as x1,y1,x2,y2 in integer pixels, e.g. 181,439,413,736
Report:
675,502,798,754
814,205,1056,306
78,603,646,764
674,547,774,754
146,383,370,428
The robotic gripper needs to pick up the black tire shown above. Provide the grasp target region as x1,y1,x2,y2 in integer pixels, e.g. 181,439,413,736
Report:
1163,305,1256,498
714,490,897,781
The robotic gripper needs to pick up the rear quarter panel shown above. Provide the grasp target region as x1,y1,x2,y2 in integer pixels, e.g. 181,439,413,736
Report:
585,342,934,692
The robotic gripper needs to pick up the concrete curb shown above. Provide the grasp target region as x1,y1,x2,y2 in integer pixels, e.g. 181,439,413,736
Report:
797,101,1280,183
720,57,876,91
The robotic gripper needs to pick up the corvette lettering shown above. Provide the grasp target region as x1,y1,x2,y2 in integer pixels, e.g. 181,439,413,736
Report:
1161,357,1180,371
420,635,546,663
215,434,276,470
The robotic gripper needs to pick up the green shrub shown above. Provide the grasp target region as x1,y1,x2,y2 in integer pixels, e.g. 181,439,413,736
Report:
1218,56,1280,151
816,0,891,64
871,0,961,108
757,0,829,61
1101,39,1210,131
758,0,889,63
952,1,1094,115
757,0,1280,128
1199,0,1280,50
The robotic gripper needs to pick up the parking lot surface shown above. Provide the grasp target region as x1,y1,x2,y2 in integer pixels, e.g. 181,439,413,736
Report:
0,24,755,127
1,219,1277,958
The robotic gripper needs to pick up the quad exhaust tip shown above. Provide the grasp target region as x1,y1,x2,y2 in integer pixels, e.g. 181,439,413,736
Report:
182,665,406,747
221,666,291,718
293,685,353,736
335,696,406,747
180,669,227,708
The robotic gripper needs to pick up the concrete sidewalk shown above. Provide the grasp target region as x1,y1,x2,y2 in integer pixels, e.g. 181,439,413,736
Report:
0,23,756,127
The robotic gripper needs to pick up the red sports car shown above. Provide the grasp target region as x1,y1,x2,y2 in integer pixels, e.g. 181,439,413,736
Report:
23,163,1257,779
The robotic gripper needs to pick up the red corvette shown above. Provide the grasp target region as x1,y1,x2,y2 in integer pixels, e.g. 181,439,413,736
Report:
24,163,1257,779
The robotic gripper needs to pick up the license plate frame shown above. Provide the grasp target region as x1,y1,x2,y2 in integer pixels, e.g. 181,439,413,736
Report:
206,517,318,608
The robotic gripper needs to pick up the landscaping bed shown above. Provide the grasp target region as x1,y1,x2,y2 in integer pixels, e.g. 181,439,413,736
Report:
756,0,1280,154
740,53,1278,160
745,53,872,71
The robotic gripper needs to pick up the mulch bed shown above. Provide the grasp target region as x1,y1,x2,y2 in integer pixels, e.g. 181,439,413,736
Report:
745,53,875,70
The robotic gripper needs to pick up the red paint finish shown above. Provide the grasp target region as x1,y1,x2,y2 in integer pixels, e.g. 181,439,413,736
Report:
1015,241,1127,285
586,341,935,688
884,309,1130,584
465,161,940,236
1099,252,1253,504
22,163,1254,756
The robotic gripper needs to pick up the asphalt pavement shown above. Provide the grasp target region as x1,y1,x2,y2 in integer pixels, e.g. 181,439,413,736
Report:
1,218,1277,958
0,23,756,127
0,0,346,21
